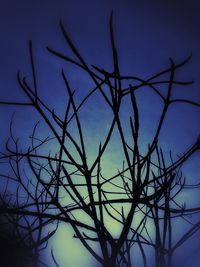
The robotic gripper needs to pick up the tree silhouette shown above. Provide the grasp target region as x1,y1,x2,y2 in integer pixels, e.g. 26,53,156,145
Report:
0,15,200,267
0,194,51,267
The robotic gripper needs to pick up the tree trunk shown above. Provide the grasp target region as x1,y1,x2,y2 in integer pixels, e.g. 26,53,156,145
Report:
103,257,117,267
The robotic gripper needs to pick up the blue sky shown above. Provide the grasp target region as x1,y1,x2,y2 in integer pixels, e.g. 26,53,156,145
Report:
0,0,200,147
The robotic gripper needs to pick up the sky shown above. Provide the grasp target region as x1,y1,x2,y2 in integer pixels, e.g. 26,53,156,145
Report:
0,0,200,148
0,1,200,267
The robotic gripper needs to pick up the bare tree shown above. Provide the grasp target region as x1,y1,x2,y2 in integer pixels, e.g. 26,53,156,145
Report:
0,192,52,267
0,15,200,267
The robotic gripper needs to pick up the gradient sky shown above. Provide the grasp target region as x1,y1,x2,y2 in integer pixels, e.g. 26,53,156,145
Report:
0,0,200,148
0,1,200,267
